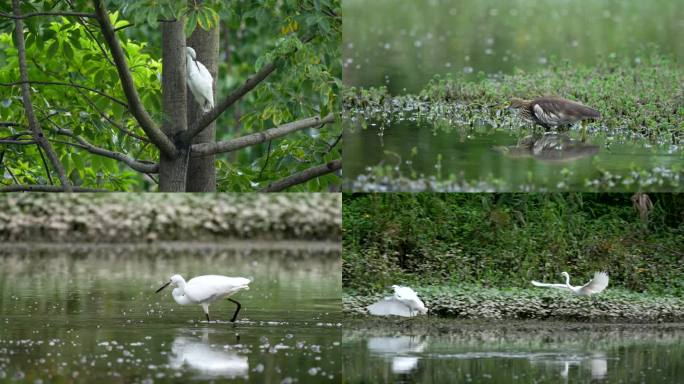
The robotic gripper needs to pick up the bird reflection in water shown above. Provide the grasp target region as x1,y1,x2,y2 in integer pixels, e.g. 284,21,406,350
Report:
367,336,427,375
169,331,249,379
493,133,599,162
559,353,608,381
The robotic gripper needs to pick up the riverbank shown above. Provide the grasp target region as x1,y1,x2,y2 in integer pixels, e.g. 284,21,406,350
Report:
0,193,341,242
344,286,684,322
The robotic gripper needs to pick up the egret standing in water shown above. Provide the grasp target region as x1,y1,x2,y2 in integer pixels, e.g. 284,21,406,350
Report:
367,285,428,317
185,46,214,112
531,271,609,296
156,274,251,322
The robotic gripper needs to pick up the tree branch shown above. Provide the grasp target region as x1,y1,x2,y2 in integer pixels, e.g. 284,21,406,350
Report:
191,114,334,157
180,34,316,144
260,159,341,192
93,0,177,158
0,80,128,107
0,185,108,192
12,0,72,191
74,87,148,142
0,11,96,19
50,125,159,173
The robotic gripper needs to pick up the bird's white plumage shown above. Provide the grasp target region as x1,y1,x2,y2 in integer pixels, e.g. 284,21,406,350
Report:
182,275,251,303
367,285,428,317
531,271,609,296
367,297,415,317
159,274,250,321
185,47,214,112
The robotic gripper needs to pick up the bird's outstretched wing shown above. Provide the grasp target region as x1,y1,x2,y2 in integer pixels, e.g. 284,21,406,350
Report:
531,280,569,290
392,285,420,301
578,272,609,295
367,297,414,317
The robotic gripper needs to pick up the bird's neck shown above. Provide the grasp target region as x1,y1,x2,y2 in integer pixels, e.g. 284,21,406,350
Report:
564,274,571,287
172,287,192,305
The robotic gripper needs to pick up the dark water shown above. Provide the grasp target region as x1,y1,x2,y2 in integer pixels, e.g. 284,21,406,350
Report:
344,117,682,191
343,322,684,383
343,0,684,92
0,243,341,383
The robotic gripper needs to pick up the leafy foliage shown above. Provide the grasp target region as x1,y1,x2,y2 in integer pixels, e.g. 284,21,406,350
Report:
342,193,684,295
0,0,341,191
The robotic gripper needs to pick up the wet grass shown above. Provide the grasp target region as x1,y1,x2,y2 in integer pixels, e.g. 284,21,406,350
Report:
344,52,684,142
344,285,684,322
343,53,684,192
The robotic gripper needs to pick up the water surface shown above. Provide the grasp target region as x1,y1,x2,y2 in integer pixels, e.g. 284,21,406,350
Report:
343,321,684,383
344,117,681,191
0,243,341,383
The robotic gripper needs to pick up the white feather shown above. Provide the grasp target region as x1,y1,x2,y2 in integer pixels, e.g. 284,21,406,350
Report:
531,271,609,296
185,47,214,112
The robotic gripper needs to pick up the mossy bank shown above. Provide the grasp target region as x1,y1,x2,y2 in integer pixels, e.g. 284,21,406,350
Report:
344,287,684,322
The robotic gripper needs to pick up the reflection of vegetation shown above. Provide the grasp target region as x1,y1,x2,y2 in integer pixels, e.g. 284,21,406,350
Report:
342,193,684,296
0,193,341,242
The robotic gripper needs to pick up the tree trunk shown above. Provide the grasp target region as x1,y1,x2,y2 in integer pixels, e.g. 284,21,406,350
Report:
185,21,219,191
159,21,188,192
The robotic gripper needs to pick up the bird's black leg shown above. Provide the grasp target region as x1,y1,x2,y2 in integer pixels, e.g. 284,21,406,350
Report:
205,313,210,322
228,298,242,322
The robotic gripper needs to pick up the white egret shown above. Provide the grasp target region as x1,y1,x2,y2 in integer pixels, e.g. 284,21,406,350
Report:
531,271,609,295
367,285,428,317
185,46,214,112
156,274,251,322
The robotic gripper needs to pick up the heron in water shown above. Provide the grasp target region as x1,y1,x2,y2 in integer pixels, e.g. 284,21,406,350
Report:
185,46,214,112
509,96,600,139
531,271,609,296
156,274,251,322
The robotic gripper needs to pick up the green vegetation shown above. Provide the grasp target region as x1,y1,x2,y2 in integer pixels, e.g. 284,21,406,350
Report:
0,1,341,191
344,53,684,142
343,193,684,297
344,286,684,321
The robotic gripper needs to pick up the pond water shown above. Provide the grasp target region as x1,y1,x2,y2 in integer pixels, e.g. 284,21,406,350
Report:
0,242,341,383
343,0,684,92
344,116,682,191
343,321,684,384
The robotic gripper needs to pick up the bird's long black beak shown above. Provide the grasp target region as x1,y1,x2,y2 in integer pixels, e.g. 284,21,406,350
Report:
155,281,171,293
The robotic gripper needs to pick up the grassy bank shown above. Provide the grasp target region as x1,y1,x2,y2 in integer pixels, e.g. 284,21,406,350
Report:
343,193,684,296
0,193,341,242
344,285,684,322
344,53,684,143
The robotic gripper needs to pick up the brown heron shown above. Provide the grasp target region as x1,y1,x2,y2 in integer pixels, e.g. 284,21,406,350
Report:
509,97,601,138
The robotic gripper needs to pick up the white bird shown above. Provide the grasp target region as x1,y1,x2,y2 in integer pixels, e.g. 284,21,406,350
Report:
185,46,214,112
156,274,251,322
531,271,609,296
367,285,428,317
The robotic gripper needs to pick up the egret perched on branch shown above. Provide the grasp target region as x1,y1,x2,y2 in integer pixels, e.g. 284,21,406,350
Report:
531,271,609,296
185,46,214,112
367,285,428,317
156,274,251,322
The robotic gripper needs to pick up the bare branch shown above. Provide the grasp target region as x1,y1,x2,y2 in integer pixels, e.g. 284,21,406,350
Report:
191,114,334,157
0,184,108,192
0,80,128,107
0,139,35,145
50,125,159,173
0,11,96,19
180,34,316,144
0,122,24,127
12,0,72,191
260,159,341,192
93,0,177,158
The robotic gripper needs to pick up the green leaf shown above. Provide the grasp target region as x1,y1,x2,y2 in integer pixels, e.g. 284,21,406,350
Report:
47,40,60,57
62,42,74,60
